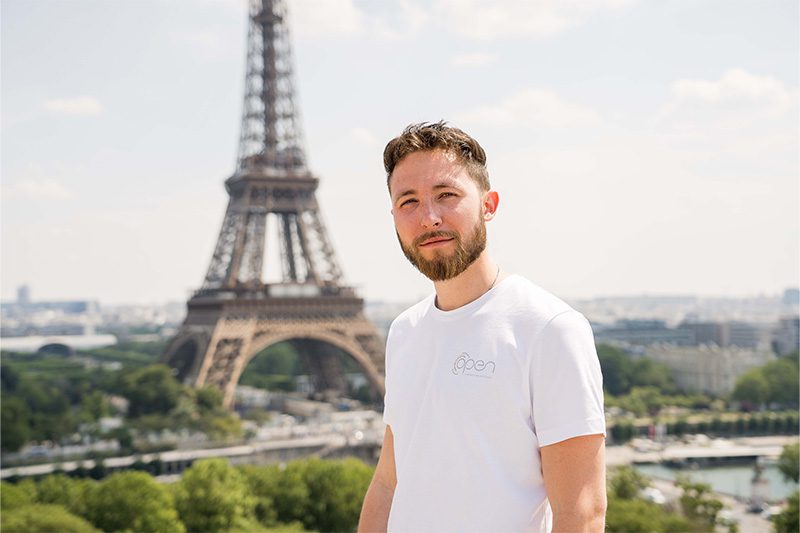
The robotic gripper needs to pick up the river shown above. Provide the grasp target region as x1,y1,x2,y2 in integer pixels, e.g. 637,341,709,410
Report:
635,462,798,502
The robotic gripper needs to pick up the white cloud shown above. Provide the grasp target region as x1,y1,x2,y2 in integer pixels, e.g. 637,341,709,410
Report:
290,0,364,37
451,52,496,67
432,0,636,39
457,89,599,128
8,179,72,199
398,0,430,33
664,69,795,117
43,96,103,116
350,127,377,146
168,29,230,61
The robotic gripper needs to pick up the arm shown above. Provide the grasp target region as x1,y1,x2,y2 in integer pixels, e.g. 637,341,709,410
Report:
358,425,397,533
541,434,607,533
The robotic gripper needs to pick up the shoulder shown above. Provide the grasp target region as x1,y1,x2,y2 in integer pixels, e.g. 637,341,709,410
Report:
387,294,435,339
492,275,583,335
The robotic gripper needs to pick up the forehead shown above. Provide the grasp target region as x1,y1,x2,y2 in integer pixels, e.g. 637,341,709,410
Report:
389,150,473,196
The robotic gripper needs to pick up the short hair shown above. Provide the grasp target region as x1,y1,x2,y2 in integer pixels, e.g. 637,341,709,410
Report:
383,121,490,191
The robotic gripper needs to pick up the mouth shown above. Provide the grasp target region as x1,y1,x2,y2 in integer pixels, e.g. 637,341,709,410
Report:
419,237,454,248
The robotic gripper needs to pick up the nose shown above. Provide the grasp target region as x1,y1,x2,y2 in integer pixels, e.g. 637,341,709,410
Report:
420,201,442,228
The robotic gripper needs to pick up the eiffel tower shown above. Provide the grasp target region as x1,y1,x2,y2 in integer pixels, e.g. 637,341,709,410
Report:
162,0,385,408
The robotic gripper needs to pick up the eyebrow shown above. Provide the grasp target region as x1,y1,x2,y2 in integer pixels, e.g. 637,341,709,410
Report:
394,182,460,202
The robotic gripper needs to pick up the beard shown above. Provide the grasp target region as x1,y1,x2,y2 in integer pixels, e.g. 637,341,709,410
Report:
397,219,487,281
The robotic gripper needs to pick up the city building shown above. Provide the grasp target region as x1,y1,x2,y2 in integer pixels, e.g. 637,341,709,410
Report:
645,344,774,395
593,319,695,346
772,316,800,356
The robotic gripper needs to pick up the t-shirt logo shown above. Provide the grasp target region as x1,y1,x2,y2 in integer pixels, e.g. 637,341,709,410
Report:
452,352,496,378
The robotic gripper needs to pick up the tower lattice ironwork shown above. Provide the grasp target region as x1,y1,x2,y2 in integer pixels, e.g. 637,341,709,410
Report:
162,0,385,408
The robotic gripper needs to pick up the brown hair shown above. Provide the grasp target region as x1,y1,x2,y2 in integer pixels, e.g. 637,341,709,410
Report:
383,121,490,191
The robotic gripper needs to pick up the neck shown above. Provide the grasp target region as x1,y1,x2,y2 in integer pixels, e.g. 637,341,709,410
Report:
433,252,503,311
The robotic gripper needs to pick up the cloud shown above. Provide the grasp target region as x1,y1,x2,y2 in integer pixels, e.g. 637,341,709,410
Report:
664,69,795,117
432,0,636,39
168,29,231,61
451,52,496,67
7,179,72,199
350,127,378,146
43,97,103,116
457,89,599,128
290,0,364,37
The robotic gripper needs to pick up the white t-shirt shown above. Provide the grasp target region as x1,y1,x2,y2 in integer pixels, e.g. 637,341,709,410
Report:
383,275,605,533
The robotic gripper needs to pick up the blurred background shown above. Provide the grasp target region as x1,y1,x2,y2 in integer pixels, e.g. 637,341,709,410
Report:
1,1,798,532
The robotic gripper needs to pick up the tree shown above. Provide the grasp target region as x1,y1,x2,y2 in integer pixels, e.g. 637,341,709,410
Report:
773,490,799,533
1,363,22,392
620,387,664,416
1,396,31,452
778,443,800,483
731,369,769,409
1,504,99,533
296,458,374,532
597,345,633,396
123,364,182,417
1,480,37,510
608,465,650,500
631,359,677,395
78,390,110,423
677,477,723,532
269,462,312,526
606,496,691,533
762,358,800,408
174,458,255,532
36,474,94,519
195,385,224,413
240,464,281,526
84,471,184,533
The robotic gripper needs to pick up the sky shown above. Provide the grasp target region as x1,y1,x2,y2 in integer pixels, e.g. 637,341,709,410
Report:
1,0,798,305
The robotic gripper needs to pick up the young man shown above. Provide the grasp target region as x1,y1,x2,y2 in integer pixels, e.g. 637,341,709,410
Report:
358,122,607,533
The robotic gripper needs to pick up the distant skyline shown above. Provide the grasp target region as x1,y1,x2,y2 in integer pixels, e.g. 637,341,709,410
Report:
2,0,798,305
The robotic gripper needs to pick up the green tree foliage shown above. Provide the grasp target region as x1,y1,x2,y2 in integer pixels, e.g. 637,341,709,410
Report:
296,457,374,532
174,458,255,532
240,464,283,526
240,342,302,392
733,354,799,410
36,474,94,518
1,504,99,533
597,345,677,396
778,443,800,483
605,467,694,531
731,368,768,409
240,458,374,531
265,462,313,526
1,480,37,509
123,364,182,417
1,396,32,452
80,341,163,367
78,390,110,422
676,477,723,531
83,471,184,533
605,497,691,533
762,357,800,408
773,490,799,533
608,465,650,500
0,354,121,451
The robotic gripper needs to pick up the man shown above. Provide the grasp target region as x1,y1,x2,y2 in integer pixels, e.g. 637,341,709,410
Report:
358,122,606,533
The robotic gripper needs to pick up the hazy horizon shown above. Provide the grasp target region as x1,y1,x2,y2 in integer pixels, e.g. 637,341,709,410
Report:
2,0,798,305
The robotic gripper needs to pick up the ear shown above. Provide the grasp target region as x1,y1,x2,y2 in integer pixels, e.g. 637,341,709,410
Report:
482,190,499,221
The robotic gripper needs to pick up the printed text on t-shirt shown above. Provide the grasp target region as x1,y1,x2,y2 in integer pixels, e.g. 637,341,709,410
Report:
451,352,496,378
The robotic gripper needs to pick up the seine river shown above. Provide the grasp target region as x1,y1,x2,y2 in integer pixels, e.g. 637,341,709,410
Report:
635,463,799,502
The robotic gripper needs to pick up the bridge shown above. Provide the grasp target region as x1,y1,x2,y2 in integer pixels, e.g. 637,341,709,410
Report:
1,429,383,481
606,435,797,467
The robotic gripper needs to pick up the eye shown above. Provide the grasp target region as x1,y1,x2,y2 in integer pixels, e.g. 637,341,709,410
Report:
399,198,418,207
439,191,457,199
